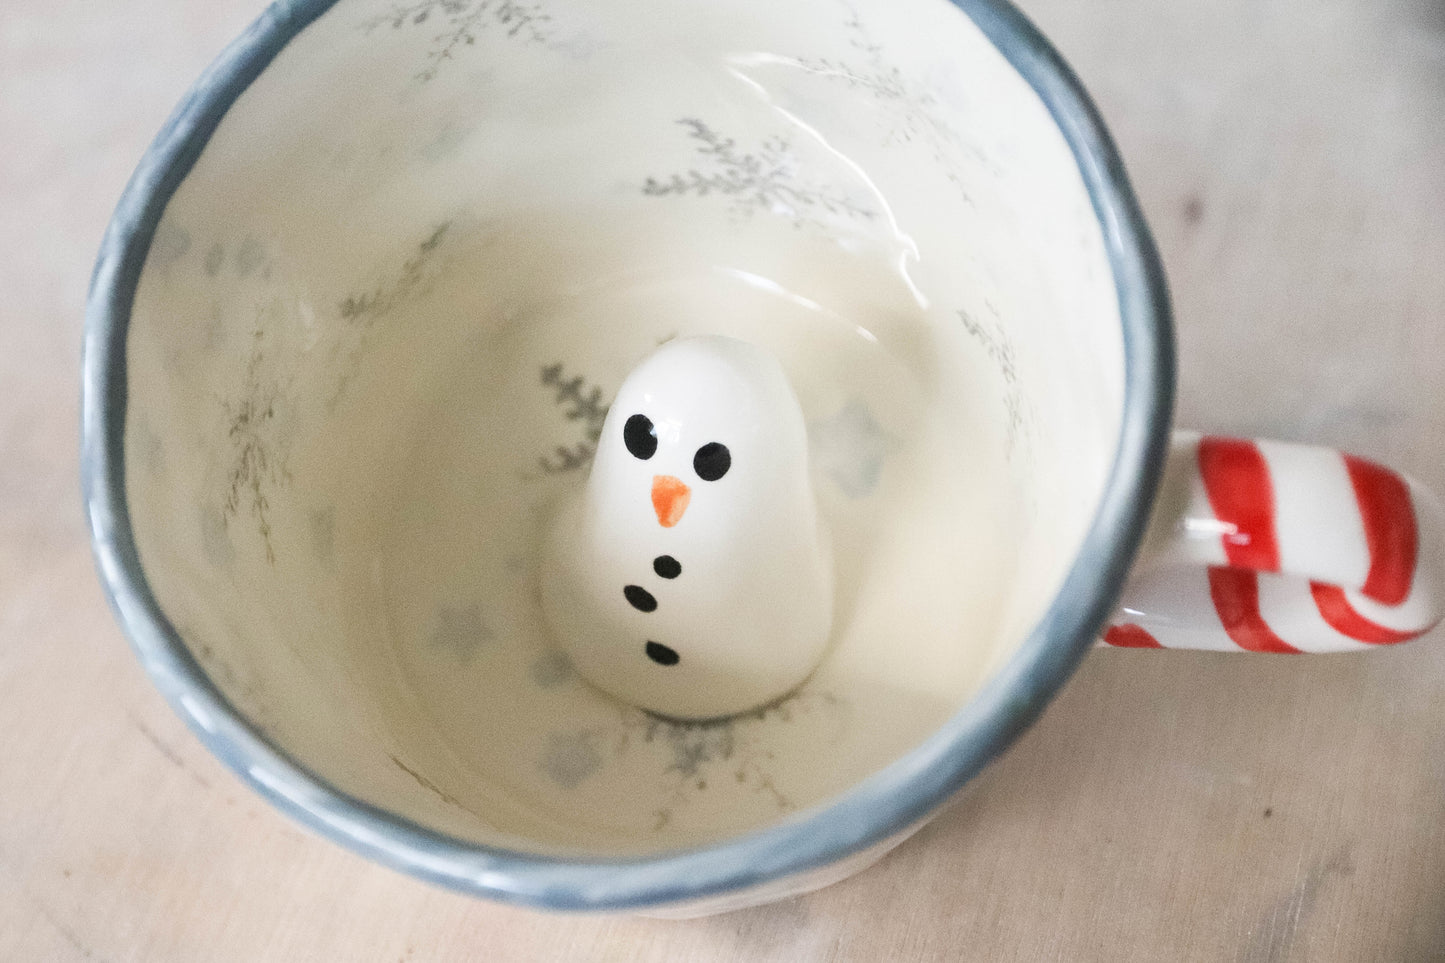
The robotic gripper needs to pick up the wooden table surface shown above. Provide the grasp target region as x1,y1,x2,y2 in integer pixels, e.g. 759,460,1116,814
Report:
4,0,1445,958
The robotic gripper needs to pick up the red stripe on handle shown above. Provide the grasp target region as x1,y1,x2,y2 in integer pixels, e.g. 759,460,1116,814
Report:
1309,582,1431,645
1103,624,1164,648
1208,567,1301,653
1343,456,1417,605
1198,437,1280,572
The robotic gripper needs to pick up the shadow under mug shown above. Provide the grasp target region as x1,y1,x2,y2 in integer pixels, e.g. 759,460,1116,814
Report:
82,0,1442,915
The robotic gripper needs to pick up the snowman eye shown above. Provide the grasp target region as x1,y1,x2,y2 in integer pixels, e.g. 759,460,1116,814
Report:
693,442,731,481
623,414,657,460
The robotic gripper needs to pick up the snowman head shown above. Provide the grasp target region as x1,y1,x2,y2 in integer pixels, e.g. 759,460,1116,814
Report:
542,336,833,720
588,336,812,539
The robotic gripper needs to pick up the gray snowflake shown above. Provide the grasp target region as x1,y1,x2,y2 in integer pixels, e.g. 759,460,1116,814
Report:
222,327,289,564
642,118,877,228
958,307,1024,452
364,0,553,82
530,650,574,688
429,604,494,662
810,399,896,498
542,730,602,788
537,363,609,474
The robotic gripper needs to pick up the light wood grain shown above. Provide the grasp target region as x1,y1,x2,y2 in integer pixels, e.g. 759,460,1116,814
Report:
4,0,1445,959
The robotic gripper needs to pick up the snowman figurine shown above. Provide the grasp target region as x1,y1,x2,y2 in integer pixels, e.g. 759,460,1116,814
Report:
540,335,833,720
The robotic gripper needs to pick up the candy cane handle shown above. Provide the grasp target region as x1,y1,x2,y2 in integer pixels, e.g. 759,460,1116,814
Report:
1102,433,1444,652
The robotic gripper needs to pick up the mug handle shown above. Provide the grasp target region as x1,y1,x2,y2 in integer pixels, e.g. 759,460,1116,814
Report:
1102,432,1444,651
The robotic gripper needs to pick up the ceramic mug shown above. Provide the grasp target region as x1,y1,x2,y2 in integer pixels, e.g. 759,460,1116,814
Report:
82,0,1443,916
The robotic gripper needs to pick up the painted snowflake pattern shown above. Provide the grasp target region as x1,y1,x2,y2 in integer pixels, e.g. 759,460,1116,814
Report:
643,118,877,229
222,326,291,564
363,0,553,82
537,362,609,474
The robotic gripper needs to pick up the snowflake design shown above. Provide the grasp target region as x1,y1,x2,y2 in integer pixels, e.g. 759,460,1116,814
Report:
364,0,552,82
803,11,913,110
338,222,450,322
537,363,609,474
958,306,1026,453
810,398,897,499
222,326,290,564
542,730,603,788
789,6,998,201
540,363,607,439
529,650,574,688
642,118,877,229
328,223,452,410
613,691,848,830
538,443,593,474
430,604,495,663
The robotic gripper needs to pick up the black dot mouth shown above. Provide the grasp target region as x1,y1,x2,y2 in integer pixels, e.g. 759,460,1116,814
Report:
624,584,658,612
645,641,680,666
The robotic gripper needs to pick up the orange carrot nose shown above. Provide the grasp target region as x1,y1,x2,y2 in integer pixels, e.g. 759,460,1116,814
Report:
651,475,692,528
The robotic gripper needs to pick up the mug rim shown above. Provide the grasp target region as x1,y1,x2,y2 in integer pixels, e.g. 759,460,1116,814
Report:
80,0,1174,911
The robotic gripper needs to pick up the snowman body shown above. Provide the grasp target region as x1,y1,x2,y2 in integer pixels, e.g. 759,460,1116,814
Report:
541,336,833,720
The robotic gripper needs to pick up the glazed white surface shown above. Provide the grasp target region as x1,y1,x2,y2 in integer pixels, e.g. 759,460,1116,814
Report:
123,0,1123,856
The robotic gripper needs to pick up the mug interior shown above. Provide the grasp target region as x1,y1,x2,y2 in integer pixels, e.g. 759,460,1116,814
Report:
119,0,1125,858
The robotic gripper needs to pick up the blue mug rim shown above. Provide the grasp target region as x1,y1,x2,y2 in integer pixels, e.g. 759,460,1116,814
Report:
80,0,1174,912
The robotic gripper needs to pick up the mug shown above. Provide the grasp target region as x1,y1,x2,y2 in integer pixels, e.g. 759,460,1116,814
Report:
81,0,1443,916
